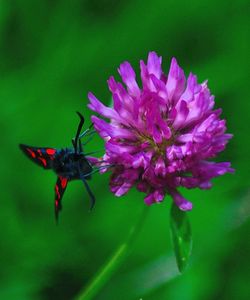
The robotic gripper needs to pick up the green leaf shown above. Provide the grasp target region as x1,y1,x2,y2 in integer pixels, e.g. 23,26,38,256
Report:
170,202,192,273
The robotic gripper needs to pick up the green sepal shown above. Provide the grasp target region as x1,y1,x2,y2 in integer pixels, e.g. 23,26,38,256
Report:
170,202,192,273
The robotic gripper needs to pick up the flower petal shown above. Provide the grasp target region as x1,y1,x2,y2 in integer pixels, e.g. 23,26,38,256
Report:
118,62,140,98
147,51,162,79
88,92,121,121
172,100,189,130
170,190,193,211
166,57,186,104
92,116,136,140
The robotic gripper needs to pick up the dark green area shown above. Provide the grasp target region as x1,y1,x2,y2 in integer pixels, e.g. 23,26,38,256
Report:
0,0,249,299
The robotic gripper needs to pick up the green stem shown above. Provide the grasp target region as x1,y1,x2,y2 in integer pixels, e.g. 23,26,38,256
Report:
75,206,148,300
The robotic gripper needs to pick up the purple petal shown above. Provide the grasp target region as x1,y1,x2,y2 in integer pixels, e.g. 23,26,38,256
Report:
132,152,151,169
106,140,137,155
108,76,139,121
147,51,162,79
172,100,189,129
92,116,135,140
166,57,186,103
118,62,140,97
144,190,165,205
154,157,167,177
153,189,164,202
181,73,199,102
88,92,121,121
144,193,154,205
139,60,157,92
170,190,193,211
113,182,132,196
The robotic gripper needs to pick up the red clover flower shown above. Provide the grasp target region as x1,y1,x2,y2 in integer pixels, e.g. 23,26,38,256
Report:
88,52,234,210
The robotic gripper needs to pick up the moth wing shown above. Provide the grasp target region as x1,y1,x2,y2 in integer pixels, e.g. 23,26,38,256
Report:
19,144,57,169
55,176,68,222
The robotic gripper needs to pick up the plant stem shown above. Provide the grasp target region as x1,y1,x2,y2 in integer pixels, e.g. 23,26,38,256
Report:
75,206,148,300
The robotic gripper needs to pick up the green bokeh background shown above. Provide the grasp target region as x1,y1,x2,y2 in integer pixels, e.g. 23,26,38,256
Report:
1,0,249,299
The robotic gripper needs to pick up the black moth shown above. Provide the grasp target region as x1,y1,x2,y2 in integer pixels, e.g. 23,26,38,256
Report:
20,112,102,222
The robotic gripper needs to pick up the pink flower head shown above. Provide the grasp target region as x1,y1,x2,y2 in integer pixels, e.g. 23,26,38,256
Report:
88,52,234,211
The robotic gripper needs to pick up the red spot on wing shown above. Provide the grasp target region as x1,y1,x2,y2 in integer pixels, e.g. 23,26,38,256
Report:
46,148,56,155
55,184,60,199
26,148,36,158
38,157,47,167
37,149,42,156
60,177,67,188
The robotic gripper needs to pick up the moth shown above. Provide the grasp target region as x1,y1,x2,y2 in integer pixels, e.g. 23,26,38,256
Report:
20,112,102,222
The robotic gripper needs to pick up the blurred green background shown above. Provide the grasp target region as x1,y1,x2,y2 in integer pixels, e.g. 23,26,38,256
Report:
1,0,249,299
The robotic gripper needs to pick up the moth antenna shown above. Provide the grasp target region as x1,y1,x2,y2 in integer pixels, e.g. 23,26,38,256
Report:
92,159,109,164
79,113,101,139
73,112,85,154
81,131,96,145
78,139,83,153
84,150,103,156
83,164,114,177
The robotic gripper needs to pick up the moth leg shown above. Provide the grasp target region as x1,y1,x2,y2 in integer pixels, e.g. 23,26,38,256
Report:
80,174,96,210
72,138,75,149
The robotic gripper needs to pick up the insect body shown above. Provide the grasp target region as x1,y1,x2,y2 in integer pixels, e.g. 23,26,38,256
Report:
20,112,97,222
